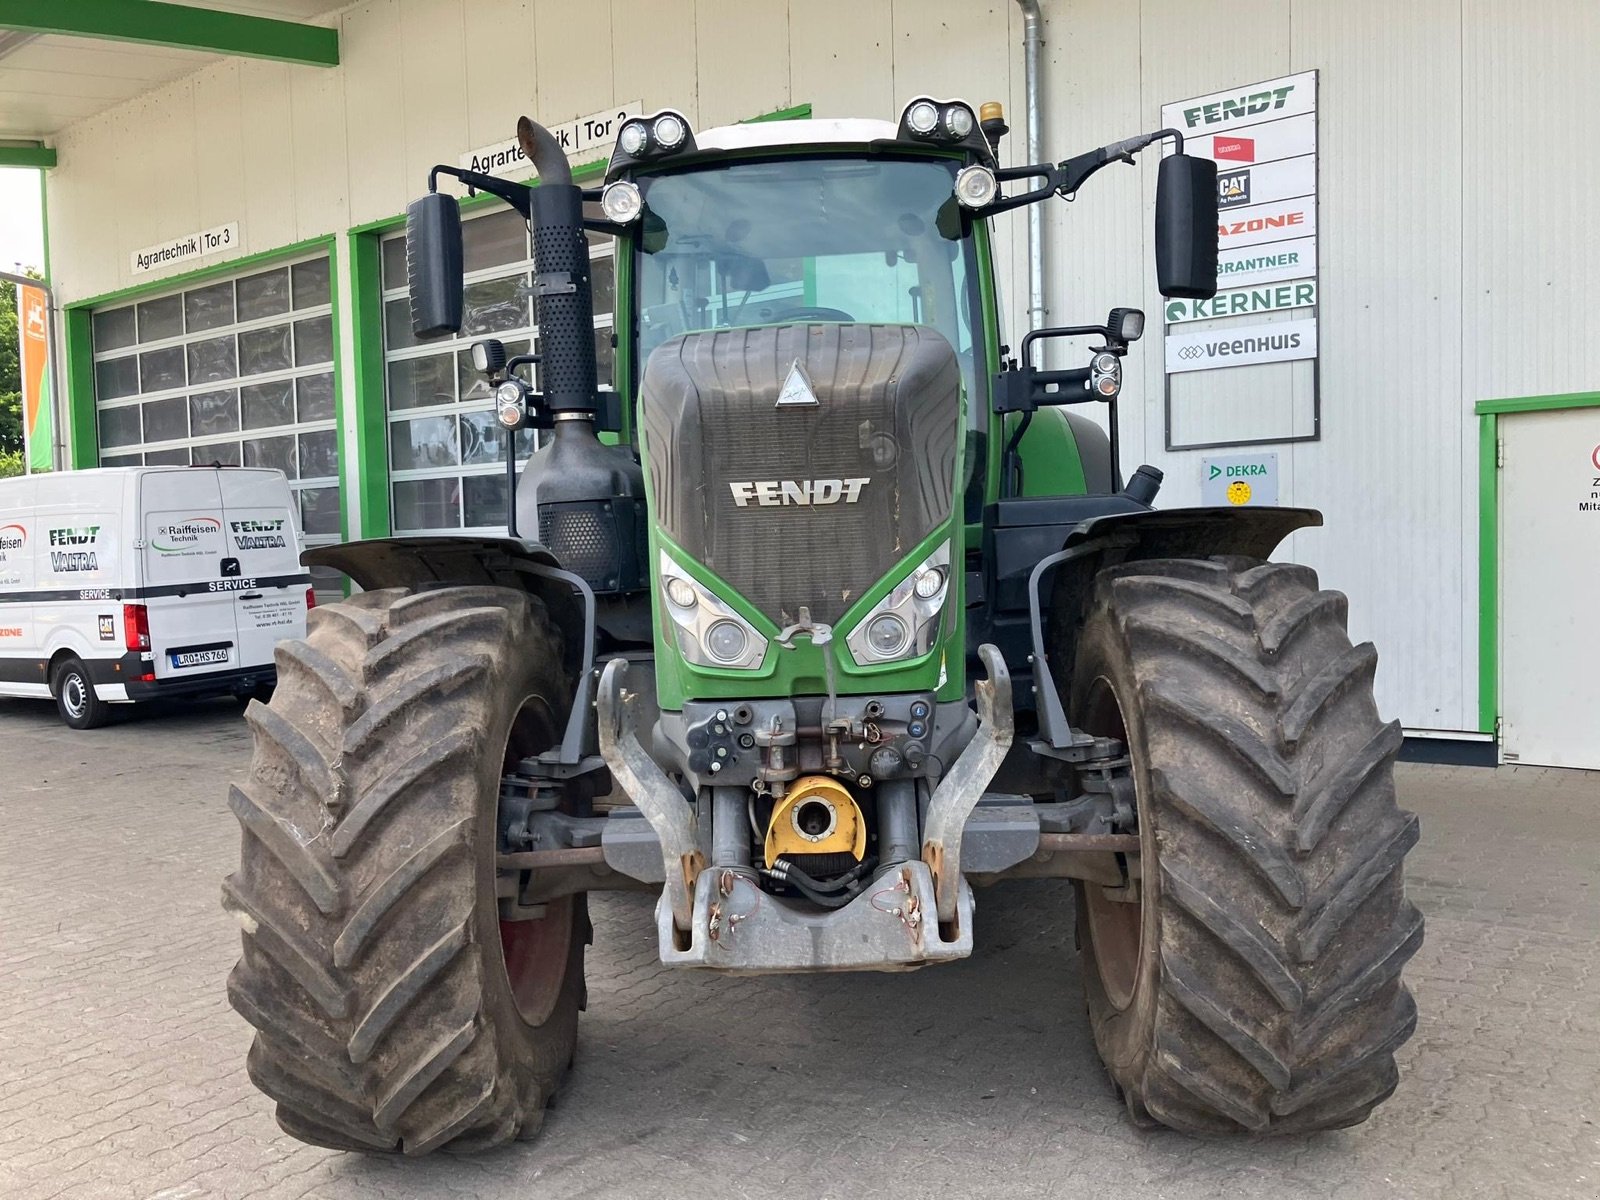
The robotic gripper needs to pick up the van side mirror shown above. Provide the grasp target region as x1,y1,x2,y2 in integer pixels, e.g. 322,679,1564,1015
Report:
406,192,464,339
1154,154,1219,299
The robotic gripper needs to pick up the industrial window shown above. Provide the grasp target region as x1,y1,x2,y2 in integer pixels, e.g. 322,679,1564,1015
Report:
379,208,615,534
89,252,343,597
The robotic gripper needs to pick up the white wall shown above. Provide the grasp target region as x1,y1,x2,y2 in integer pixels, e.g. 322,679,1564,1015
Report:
42,0,1600,732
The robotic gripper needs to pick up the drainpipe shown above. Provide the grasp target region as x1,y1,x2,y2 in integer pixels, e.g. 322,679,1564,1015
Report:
1013,0,1045,334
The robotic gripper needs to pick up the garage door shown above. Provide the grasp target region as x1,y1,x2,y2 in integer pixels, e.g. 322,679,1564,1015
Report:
89,252,344,600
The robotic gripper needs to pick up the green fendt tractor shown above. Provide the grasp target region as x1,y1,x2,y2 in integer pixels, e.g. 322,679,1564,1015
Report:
223,99,1421,1153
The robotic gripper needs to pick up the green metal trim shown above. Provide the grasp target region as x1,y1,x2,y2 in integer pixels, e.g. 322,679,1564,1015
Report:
1473,390,1600,416
37,169,50,283
743,103,813,124
1477,413,1497,734
0,0,339,66
61,307,96,468
0,142,55,169
344,232,390,538
66,234,335,313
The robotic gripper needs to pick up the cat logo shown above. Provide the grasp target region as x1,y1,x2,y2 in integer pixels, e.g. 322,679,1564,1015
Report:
1218,168,1251,209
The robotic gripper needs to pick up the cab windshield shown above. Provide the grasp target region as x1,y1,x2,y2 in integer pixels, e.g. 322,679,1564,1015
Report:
633,155,980,400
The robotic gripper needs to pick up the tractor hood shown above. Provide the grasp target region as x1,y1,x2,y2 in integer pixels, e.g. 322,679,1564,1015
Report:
639,323,961,629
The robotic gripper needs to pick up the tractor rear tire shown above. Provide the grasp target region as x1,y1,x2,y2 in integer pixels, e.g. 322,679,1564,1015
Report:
1065,556,1422,1134
222,585,585,1155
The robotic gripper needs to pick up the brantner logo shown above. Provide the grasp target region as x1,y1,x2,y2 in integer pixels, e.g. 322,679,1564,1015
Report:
729,478,870,507
48,525,101,573
154,516,221,553
231,518,288,550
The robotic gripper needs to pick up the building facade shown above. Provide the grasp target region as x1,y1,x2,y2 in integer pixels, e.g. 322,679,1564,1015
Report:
13,0,1600,761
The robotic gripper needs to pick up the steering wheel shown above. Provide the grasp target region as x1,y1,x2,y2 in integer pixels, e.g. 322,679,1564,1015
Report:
783,305,857,323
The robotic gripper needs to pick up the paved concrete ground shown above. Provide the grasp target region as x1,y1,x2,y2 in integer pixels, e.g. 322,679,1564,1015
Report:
0,697,1595,1200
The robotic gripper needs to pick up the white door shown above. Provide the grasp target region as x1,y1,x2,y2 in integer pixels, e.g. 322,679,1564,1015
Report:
140,471,239,681
1499,406,1600,769
218,470,310,670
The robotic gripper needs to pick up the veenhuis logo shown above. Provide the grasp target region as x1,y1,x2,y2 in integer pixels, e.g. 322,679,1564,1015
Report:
729,479,871,507
154,516,221,553
48,525,101,573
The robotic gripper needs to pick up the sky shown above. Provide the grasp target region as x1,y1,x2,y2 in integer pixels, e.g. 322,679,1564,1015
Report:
0,168,46,276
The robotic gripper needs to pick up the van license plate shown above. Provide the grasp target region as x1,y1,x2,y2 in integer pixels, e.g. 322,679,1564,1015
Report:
172,648,230,668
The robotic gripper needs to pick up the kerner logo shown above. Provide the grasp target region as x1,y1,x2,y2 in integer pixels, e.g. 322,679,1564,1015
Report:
729,479,870,507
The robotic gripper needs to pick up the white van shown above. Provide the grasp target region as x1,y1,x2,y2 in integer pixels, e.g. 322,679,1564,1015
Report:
0,466,312,728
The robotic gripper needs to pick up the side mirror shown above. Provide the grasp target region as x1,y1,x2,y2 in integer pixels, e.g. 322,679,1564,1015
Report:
406,192,464,339
1154,154,1219,299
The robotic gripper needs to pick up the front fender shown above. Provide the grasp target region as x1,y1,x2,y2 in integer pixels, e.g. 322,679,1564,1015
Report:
1028,505,1323,751
304,535,590,694
302,535,559,592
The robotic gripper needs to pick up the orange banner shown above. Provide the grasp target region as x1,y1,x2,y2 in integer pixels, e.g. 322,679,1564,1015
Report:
18,284,51,472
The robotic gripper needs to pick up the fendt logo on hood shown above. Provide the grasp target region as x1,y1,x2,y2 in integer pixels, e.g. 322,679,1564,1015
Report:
729,479,870,507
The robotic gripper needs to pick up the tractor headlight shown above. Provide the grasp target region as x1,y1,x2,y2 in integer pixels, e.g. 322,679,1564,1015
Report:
618,120,649,156
601,180,643,224
905,100,939,135
658,552,767,670
494,379,527,429
1091,352,1122,398
844,541,951,666
954,164,998,209
898,98,983,149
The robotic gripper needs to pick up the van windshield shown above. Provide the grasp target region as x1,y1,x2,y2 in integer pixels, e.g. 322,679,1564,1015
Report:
633,155,979,400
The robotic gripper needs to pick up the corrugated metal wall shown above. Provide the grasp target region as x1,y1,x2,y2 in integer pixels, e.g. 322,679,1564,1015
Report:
42,0,1600,733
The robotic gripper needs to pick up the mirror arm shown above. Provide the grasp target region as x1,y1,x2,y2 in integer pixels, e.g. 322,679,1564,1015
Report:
425,164,534,220
980,127,1189,215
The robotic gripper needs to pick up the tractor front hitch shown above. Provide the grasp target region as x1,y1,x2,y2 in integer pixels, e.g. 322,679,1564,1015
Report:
920,643,1015,924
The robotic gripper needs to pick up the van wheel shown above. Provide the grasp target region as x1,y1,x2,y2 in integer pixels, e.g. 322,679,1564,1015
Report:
54,657,110,730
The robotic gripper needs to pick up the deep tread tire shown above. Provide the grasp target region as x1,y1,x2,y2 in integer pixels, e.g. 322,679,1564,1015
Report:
1065,556,1422,1135
223,585,584,1155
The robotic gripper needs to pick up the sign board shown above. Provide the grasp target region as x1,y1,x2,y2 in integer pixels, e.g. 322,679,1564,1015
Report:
461,100,643,178
1165,318,1318,374
17,284,50,473
1165,280,1317,324
1161,70,1319,451
130,222,239,275
1218,235,1317,288
1201,453,1279,506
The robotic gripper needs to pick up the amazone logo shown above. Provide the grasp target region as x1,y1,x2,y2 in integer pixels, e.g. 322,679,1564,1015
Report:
1182,85,1295,128
1220,211,1305,238
49,526,100,546
729,479,870,507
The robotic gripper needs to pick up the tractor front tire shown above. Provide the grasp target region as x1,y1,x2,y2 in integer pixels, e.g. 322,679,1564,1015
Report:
1067,556,1422,1134
223,585,585,1155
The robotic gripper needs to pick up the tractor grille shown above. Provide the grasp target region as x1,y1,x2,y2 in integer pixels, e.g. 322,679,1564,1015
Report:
639,324,961,627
